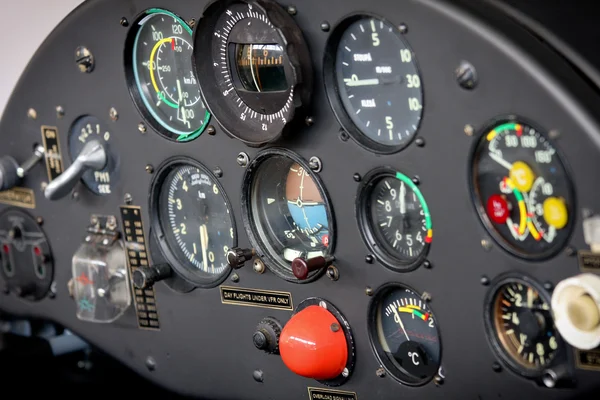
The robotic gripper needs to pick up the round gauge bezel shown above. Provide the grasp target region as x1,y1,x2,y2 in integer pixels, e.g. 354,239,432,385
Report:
356,167,431,272
367,282,442,386
124,8,211,142
192,0,313,146
149,156,237,288
483,272,564,378
324,13,424,155
241,148,336,283
468,115,577,261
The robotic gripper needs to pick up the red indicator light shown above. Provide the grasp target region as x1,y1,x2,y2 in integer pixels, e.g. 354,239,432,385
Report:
2,244,9,254
34,246,42,257
487,194,509,224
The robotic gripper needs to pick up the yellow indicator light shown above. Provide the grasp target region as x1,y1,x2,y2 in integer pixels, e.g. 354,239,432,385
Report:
509,161,535,193
543,197,568,229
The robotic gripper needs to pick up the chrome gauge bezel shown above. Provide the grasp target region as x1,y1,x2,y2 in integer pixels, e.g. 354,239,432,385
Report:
241,148,336,283
149,156,237,288
468,115,576,261
324,13,424,155
367,283,442,386
483,273,564,379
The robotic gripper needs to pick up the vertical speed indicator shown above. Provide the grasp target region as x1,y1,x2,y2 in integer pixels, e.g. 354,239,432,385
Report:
325,16,424,154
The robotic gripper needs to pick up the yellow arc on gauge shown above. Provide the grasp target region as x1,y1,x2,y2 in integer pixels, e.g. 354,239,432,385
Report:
149,37,178,109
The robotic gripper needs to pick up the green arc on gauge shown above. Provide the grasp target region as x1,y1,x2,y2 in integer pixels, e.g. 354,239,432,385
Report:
395,172,433,232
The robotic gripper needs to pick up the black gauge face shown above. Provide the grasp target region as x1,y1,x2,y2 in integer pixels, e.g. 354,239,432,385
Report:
369,284,441,386
486,277,561,375
471,119,575,259
358,168,432,271
69,115,119,196
325,16,423,153
127,9,210,141
193,0,312,146
153,160,235,287
243,151,334,281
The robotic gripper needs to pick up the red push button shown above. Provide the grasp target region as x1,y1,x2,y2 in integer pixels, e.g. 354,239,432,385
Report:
279,305,348,380
487,194,509,224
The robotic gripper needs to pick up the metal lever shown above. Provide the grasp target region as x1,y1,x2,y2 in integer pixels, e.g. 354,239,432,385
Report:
44,140,106,200
0,145,45,191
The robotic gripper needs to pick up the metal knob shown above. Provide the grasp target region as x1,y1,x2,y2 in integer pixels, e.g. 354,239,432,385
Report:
44,140,106,200
227,248,255,269
291,255,334,280
132,264,172,289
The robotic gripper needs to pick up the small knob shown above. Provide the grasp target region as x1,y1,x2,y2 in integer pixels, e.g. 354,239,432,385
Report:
132,264,172,289
291,256,334,280
227,247,255,269
253,317,282,354
44,140,106,200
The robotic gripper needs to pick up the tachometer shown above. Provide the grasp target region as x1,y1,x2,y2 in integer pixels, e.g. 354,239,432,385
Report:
325,15,423,154
242,149,334,282
126,8,210,142
357,168,432,272
368,283,442,386
150,158,236,287
193,0,312,146
470,118,575,259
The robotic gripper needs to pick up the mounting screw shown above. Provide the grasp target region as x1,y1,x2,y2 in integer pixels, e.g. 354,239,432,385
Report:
564,246,576,257
365,287,373,296
56,106,65,119
434,375,444,385
320,21,330,32
492,362,502,373
71,191,79,201
309,156,322,173
423,260,432,269
549,130,560,140
319,300,327,309
120,17,129,27
207,125,216,135
188,18,196,28
339,130,349,142
231,273,240,283
456,61,478,90
237,152,249,167
27,108,37,120
481,239,492,251
124,193,133,204
415,137,425,147
40,182,48,191
326,265,339,281
36,217,44,226
342,368,349,378
543,281,553,291
253,369,264,383
330,323,340,332
481,276,490,286
365,254,374,264
305,116,314,126
353,173,361,182
75,46,94,73
138,123,147,133
287,5,297,15
145,164,154,174
376,368,386,378
421,292,432,302
48,281,57,299
398,23,408,34
412,176,420,185
213,167,223,178
253,258,265,274
145,356,156,371
109,107,118,121
464,124,474,137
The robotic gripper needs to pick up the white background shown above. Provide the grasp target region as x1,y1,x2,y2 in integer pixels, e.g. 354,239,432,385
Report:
0,0,84,115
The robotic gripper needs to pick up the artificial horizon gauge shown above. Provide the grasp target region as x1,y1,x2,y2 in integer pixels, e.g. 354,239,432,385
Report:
126,8,211,142
150,158,236,288
368,283,442,386
485,275,562,377
357,168,432,272
242,150,334,282
324,15,423,154
470,118,575,259
193,0,313,146
68,115,119,195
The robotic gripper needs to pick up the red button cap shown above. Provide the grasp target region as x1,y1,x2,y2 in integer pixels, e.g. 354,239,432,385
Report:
487,194,509,224
280,305,348,380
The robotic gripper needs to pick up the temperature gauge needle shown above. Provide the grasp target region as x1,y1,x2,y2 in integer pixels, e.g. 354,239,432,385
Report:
200,224,209,271
392,307,411,342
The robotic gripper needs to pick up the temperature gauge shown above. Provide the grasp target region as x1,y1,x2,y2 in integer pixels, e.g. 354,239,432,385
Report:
368,283,442,386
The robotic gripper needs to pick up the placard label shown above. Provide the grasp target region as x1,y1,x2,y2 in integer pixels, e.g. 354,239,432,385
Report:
41,125,63,181
576,349,600,371
578,251,600,273
220,286,293,310
307,387,357,400
0,187,35,209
